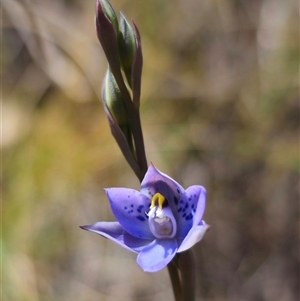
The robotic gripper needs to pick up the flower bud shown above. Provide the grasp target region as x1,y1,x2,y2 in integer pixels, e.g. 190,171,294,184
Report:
103,68,129,126
97,0,119,33
96,0,120,75
118,13,136,86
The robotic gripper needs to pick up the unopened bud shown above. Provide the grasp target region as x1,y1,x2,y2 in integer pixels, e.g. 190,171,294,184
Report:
97,0,119,33
103,68,129,126
96,0,120,74
118,13,136,86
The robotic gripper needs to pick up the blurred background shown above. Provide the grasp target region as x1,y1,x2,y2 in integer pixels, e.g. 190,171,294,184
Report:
2,0,299,300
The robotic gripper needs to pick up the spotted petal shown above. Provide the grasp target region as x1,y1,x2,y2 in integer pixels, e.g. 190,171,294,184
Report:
141,164,185,214
177,185,206,239
177,221,210,253
80,222,153,252
105,188,154,239
137,238,178,272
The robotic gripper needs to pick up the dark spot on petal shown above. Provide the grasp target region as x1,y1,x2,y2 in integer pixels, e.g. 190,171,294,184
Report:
185,203,189,209
182,213,186,218
194,194,196,198
137,205,144,213
124,206,127,210
180,199,184,204
185,213,193,221
193,208,196,213
131,204,134,208
177,188,180,193
191,204,195,209
136,216,146,222
127,195,130,198
174,197,178,205
177,207,182,213
188,197,192,201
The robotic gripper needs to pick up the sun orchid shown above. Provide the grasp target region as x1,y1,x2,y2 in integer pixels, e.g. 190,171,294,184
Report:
81,164,209,272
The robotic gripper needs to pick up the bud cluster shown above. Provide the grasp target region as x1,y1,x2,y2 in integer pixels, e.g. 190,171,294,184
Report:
96,0,146,181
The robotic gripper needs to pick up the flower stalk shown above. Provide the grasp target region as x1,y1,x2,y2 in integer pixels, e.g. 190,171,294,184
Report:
168,256,181,301
89,1,209,300
179,250,196,301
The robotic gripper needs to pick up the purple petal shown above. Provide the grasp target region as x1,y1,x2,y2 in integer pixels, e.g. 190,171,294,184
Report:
80,221,153,252
137,238,178,272
106,188,154,239
141,164,185,214
177,221,210,253
177,185,206,239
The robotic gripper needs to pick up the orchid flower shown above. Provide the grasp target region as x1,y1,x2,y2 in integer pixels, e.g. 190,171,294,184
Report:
81,164,209,272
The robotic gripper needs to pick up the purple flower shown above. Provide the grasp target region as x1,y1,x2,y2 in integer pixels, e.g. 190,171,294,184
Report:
81,164,209,272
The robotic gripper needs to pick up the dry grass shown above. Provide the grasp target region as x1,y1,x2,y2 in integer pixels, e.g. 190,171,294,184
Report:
2,0,299,300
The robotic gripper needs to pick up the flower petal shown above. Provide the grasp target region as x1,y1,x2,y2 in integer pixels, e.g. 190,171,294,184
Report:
141,164,185,214
106,188,154,239
177,221,210,253
137,238,178,272
80,221,153,252
176,185,206,239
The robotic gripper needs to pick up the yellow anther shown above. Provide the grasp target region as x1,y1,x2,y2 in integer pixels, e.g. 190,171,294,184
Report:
150,193,166,209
